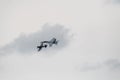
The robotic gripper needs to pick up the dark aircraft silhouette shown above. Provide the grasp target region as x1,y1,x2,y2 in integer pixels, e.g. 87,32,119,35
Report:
37,38,58,51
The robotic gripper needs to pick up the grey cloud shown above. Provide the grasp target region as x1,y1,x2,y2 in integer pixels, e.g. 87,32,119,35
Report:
76,63,102,72
0,24,71,54
106,0,120,4
111,0,120,3
76,59,120,72
104,59,120,69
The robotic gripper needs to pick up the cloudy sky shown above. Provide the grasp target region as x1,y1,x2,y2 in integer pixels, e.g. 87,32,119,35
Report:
0,0,120,80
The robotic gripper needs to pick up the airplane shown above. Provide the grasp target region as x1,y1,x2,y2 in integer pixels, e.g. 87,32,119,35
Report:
37,38,58,51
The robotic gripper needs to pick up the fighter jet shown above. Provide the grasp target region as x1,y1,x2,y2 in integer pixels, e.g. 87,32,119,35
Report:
37,38,58,51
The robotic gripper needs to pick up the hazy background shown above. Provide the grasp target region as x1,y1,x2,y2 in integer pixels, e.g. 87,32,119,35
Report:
0,0,120,80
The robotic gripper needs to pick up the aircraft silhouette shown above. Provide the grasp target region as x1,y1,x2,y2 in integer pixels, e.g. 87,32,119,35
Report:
37,38,58,51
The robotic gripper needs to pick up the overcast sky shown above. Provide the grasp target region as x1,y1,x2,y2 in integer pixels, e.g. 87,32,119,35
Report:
0,0,120,80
